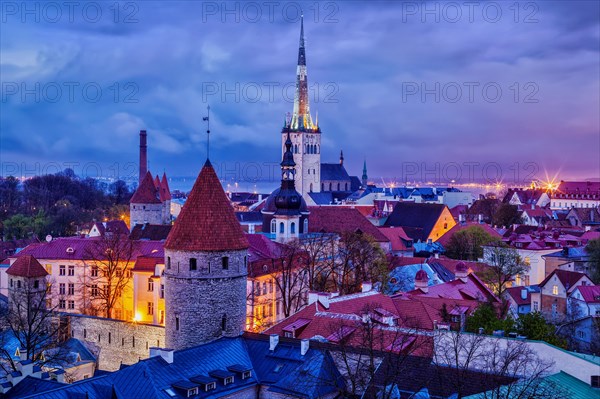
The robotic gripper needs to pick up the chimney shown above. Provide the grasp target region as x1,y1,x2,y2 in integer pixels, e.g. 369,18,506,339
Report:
478,214,484,224
139,130,148,185
17,360,33,376
458,214,466,225
531,203,535,210
18,348,27,361
361,281,372,292
269,334,279,351
149,347,174,364
521,289,527,300
300,339,310,356
51,369,65,383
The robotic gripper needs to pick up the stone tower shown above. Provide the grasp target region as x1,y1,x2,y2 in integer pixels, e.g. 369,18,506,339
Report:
129,171,165,228
282,14,321,197
263,132,309,242
163,160,249,351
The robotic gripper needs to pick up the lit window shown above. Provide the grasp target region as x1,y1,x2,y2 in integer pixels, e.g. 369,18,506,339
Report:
552,285,559,295
148,278,154,292
147,302,154,316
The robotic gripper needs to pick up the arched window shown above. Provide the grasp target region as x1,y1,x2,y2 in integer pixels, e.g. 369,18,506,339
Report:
305,145,308,154
291,222,296,234
294,144,298,154
303,219,309,233
271,219,276,233
221,314,227,331
167,256,171,269
321,183,325,191
279,222,284,234
317,145,320,154
329,183,332,191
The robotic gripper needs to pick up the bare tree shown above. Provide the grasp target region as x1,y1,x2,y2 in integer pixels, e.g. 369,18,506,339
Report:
270,239,309,319
433,331,569,399
0,276,67,373
482,245,528,297
83,233,134,319
300,232,337,291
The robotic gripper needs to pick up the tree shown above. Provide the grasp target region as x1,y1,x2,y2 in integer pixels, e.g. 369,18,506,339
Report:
516,312,566,348
0,274,67,373
83,233,135,318
433,331,569,399
585,238,600,284
492,203,522,228
300,232,337,291
481,245,528,297
2,211,50,240
270,239,309,319
445,226,500,261
466,302,515,335
333,232,389,295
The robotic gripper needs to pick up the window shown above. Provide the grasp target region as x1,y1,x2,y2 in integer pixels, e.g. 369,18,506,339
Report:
68,265,75,276
67,300,75,310
524,256,531,266
591,376,600,388
45,264,52,274
115,269,122,277
68,283,75,296
160,284,165,299
533,301,539,311
10,279,12,288
291,222,296,234
222,256,229,270
551,303,557,315
91,285,99,297
17,280,21,288
59,283,66,295
443,223,448,229
167,256,171,269
148,278,154,292
304,219,308,233
255,282,261,296
271,219,276,234
190,258,197,271
279,222,284,234
577,330,585,339
205,382,216,391
269,280,274,294
263,282,267,295
221,314,227,331
159,310,165,324
224,376,234,385
175,317,180,331
91,266,98,277
59,265,66,276
147,302,154,316
552,285,559,295
59,300,66,309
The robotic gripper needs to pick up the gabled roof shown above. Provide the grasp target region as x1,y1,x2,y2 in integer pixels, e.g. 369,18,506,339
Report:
408,273,499,303
6,255,48,277
129,224,172,241
504,286,533,306
308,206,389,242
91,220,130,237
538,269,590,290
435,222,502,247
130,171,161,204
378,227,412,251
320,163,350,182
384,202,449,241
572,285,600,303
159,173,172,201
164,160,248,252
556,181,600,194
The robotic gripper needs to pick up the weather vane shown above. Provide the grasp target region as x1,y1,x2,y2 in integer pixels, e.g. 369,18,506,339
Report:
203,105,210,159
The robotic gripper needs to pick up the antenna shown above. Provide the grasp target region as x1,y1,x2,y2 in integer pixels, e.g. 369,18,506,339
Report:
203,105,211,159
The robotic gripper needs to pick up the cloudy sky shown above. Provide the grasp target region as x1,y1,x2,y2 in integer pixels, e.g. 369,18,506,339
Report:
1,1,599,189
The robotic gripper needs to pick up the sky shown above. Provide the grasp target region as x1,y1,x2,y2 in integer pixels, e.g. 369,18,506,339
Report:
1,1,599,189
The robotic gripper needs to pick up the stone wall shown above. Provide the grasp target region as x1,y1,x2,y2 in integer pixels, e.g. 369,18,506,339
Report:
68,314,165,371
164,249,248,350
130,203,164,227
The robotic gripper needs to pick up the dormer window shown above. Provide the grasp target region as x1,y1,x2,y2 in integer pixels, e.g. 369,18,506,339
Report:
227,364,252,380
209,369,235,385
190,375,217,391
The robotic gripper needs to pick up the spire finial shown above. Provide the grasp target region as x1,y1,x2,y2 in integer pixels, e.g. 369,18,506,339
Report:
203,105,210,160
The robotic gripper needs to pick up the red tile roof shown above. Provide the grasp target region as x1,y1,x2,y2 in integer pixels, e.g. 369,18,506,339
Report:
378,227,412,251
160,173,172,201
308,206,389,243
539,269,590,290
6,255,48,277
505,286,531,306
556,181,600,195
164,160,248,251
132,256,162,272
408,273,498,302
574,285,600,303
130,171,161,204
435,222,501,247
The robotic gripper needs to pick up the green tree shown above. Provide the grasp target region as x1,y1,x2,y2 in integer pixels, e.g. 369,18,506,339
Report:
492,203,522,227
2,211,50,239
445,225,500,261
465,302,515,334
481,244,528,296
516,312,566,348
585,238,600,284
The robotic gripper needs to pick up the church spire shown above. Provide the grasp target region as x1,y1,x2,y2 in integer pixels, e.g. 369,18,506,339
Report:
362,158,368,187
290,14,315,131
281,131,296,184
340,150,344,165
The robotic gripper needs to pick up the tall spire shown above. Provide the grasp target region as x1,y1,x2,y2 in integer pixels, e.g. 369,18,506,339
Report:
340,150,344,165
362,158,368,187
290,14,315,132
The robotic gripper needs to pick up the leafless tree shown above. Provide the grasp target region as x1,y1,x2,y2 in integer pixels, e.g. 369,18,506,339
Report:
0,276,68,373
482,244,528,297
270,239,310,319
83,233,134,319
300,232,337,291
433,331,569,399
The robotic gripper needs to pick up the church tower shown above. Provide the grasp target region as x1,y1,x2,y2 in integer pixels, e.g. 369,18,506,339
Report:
282,15,321,198
163,160,249,351
362,159,369,187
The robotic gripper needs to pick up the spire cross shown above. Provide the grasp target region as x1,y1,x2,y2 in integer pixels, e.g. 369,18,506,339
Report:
203,105,211,159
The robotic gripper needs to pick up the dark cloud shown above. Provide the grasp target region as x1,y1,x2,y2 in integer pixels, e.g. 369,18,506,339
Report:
1,1,598,183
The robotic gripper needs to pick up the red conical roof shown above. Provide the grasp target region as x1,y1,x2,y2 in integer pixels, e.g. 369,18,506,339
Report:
131,171,161,204
7,255,48,278
154,175,161,189
165,160,248,251
160,173,172,201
